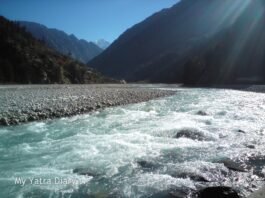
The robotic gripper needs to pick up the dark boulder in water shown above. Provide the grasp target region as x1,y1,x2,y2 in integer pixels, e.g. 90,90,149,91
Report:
73,168,98,177
237,130,246,134
245,144,255,149
136,160,159,171
174,129,209,141
0,118,9,126
197,111,208,116
197,186,240,198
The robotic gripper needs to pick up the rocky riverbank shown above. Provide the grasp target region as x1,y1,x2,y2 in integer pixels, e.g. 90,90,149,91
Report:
0,84,176,126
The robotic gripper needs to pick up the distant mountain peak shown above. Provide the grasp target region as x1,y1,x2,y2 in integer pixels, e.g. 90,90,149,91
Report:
69,34,78,40
94,39,110,50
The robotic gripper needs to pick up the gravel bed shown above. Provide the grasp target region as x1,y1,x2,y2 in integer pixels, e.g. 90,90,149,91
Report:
0,84,176,126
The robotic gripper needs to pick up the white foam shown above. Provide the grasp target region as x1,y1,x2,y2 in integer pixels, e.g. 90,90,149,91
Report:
1,88,264,197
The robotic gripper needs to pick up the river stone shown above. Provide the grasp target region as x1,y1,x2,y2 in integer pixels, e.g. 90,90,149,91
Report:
11,119,19,125
245,144,255,149
28,115,36,121
0,117,9,126
73,168,98,177
96,103,102,108
174,129,208,141
197,186,240,198
237,130,246,134
137,160,159,170
197,111,208,116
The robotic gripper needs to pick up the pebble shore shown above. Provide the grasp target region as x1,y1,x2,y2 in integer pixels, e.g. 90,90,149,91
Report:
0,84,176,126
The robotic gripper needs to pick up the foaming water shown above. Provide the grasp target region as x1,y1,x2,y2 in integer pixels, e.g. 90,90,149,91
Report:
0,87,265,197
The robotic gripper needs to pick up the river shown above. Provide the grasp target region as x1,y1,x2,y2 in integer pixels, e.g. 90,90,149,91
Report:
0,87,264,197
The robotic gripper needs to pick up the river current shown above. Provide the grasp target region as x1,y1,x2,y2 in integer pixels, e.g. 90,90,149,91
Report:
0,87,265,198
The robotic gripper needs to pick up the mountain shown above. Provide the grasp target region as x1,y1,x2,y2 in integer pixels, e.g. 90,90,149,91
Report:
95,39,110,50
183,0,265,85
18,21,103,63
0,16,115,84
89,0,265,84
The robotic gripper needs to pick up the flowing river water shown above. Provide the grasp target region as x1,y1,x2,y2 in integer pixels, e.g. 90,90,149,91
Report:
0,87,265,198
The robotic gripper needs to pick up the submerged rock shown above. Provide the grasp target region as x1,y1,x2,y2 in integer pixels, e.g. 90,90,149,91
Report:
197,111,208,116
174,129,210,141
136,160,159,170
196,186,240,198
237,130,246,134
245,144,255,149
73,168,98,177
0,117,9,126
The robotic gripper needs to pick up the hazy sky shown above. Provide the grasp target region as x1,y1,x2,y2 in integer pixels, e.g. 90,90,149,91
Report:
0,0,179,42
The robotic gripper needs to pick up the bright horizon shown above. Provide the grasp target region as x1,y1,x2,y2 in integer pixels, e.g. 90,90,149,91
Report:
0,0,179,42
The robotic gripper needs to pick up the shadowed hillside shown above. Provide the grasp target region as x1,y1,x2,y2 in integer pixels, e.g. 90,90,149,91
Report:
89,0,265,85
19,21,103,63
183,0,265,84
0,16,115,84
